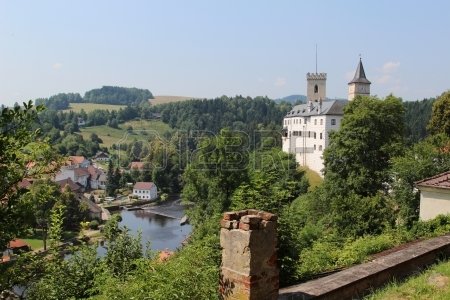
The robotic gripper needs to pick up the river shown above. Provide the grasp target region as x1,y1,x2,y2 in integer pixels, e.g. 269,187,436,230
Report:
101,199,192,253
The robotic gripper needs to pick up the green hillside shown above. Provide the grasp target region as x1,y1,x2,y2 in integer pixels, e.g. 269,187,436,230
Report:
63,103,126,113
79,119,172,147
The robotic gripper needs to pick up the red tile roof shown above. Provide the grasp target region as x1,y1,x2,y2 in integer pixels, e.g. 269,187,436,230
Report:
130,162,145,170
134,182,154,190
416,171,450,190
74,168,90,177
55,178,81,192
8,239,29,249
18,179,32,189
69,156,87,165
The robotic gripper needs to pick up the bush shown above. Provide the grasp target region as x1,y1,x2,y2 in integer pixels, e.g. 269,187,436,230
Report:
89,220,99,230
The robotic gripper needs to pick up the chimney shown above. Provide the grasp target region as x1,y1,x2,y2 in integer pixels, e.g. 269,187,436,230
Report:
219,210,279,300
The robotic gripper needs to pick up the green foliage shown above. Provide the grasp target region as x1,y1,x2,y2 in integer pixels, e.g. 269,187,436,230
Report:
403,97,435,144
89,220,99,230
428,91,450,136
27,246,100,300
390,134,450,225
0,101,55,249
83,86,153,105
48,203,66,249
35,93,82,110
323,95,405,197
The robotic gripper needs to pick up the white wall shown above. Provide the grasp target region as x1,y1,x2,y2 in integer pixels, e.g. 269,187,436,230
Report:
419,189,450,221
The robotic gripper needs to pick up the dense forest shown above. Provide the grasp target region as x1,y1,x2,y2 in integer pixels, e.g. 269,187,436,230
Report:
34,86,153,109
403,97,435,144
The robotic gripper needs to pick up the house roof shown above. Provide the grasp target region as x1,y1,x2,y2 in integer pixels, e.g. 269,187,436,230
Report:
415,171,450,190
87,165,104,179
81,197,102,213
348,59,371,84
8,239,29,249
74,168,90,177
69,156,87,165
55,177,81,192
130,161,145,170
285,99,348,118
95,152,109,159
18,178,33,189
134,182,155,190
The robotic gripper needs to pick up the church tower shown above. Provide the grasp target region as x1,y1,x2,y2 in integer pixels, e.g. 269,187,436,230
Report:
348,58,371,100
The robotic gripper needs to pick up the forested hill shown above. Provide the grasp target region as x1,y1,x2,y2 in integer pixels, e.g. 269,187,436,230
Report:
83,86,153,105
154,96,290,133
403,97,435,144
275,94,307,104
35,86,153,110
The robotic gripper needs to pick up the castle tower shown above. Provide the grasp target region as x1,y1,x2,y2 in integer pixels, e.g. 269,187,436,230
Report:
306,72,327,102
348,58,371,100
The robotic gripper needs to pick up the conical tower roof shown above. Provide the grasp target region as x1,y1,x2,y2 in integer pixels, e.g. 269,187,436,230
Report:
349,58,371,84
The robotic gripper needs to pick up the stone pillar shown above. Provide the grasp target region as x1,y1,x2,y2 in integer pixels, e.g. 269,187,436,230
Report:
219,209,279,300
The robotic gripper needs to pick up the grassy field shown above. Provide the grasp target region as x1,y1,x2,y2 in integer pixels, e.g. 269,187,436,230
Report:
300,167,323,191
366,260,450,299
63,103,126,113
79,119,172,147
22,238,44,250
150,95,198,105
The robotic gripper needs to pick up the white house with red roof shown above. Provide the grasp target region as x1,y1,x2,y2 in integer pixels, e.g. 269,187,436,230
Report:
416,171,450,220
133,182,157,200
55,167,90,190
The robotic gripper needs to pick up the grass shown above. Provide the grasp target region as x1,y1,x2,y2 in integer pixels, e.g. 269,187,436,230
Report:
150,95,198,105
22,238,44,250
63,103,126,113
300,167,323,191
79,119,172,147
365,260,450,299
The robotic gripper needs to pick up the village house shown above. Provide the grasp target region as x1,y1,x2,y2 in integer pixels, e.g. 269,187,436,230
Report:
282,59,371,176
68,156,90,168
416,171,450,220
55,177,83,194
133,182,158,200
55,167,90,190
130,161,145,171
94,151,110,162
87,165,107,190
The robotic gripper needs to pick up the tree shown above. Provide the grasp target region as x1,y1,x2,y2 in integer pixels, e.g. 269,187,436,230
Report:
323,95,405,197
24,181,60,250
390,133,450,225
0,101,55,250
48,203,66,249
106,160,117,197
427,91,450,136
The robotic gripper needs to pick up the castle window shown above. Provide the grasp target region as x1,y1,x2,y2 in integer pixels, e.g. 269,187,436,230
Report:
299,119,302,124
320,133,323,139
319,145,323,151
314,119,317,125
320,119,323,125
331,119,336,125
314,144,316,150
314,84,318,93
314,132,316,139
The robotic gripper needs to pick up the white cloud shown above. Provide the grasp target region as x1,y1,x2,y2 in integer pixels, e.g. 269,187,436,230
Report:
381,61,400,73
274,77,286,87
375,61,400,85
52,63,63,70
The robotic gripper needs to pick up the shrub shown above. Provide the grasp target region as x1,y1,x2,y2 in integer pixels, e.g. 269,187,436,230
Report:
89,220,99,230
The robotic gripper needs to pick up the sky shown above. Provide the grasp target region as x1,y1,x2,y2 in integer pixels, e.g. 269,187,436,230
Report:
1,0,450,106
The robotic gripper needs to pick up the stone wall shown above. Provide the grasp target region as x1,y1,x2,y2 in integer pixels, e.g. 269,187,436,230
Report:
220,209,279,300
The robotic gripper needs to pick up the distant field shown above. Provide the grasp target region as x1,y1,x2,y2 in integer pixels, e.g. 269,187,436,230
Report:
79,119,172,147
150,95,198,105
63,103,126,113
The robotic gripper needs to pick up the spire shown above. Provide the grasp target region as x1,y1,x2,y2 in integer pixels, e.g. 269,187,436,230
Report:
349,58,371,84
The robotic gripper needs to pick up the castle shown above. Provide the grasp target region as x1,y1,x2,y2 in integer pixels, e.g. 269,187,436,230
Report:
281,59,371,176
